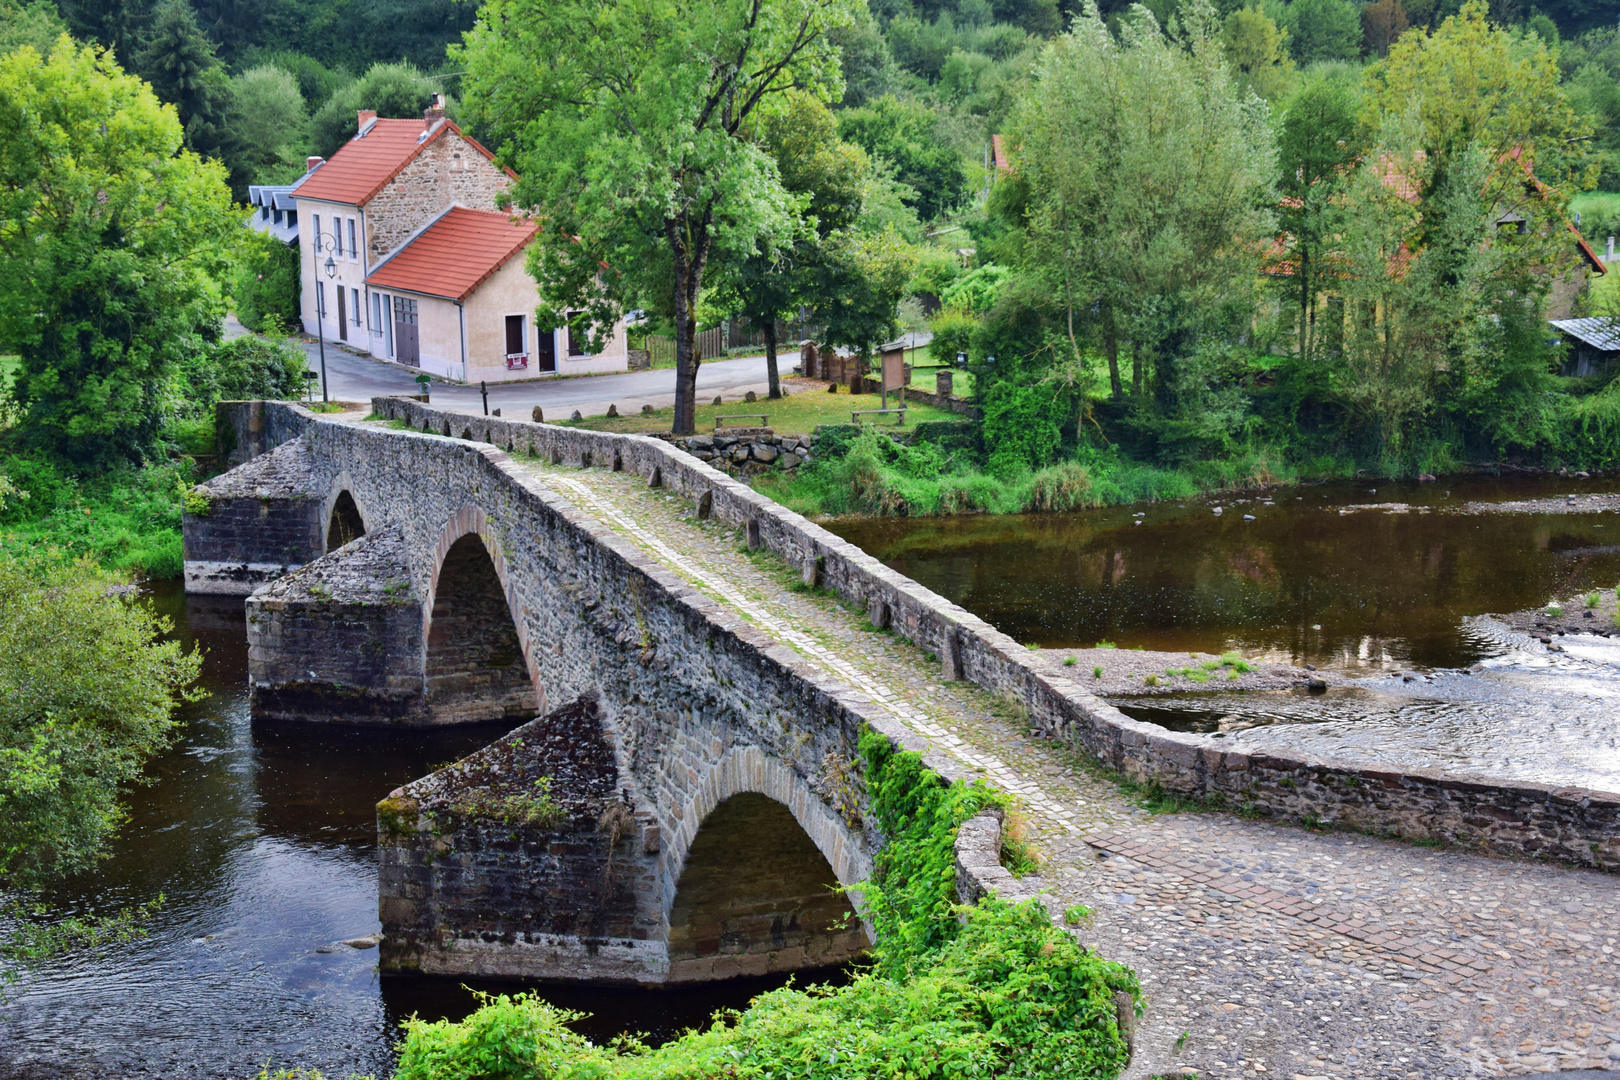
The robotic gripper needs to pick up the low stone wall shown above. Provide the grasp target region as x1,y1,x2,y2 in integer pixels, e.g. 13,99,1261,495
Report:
655,429,816,478
902,384,978,418
370,395,1620,872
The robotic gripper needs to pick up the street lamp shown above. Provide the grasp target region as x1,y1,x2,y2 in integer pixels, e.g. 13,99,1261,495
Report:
314,251,336,405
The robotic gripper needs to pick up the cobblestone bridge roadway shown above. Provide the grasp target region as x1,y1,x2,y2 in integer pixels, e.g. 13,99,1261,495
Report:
518,458,1620,1080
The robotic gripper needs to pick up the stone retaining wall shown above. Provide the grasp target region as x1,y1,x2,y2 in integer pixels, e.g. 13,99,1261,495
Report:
368,396,1620,871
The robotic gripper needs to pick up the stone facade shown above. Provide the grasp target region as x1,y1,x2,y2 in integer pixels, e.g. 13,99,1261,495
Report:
364,129,512,264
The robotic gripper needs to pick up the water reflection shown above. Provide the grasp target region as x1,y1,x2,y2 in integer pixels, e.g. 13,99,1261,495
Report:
827,475,1620,669
0,583,813,1080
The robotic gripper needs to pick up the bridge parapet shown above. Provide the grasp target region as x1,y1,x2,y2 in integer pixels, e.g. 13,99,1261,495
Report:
362,396,1620,872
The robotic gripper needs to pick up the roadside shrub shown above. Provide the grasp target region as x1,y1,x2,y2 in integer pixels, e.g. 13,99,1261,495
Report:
234,230,302,334
182,336,307,416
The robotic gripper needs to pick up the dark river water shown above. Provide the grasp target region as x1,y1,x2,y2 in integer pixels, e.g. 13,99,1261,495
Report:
0,584,815,1080
829,475,1620,790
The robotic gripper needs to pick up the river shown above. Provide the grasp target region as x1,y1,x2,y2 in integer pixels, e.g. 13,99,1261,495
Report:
828,474,1620,790
0,584,815,1080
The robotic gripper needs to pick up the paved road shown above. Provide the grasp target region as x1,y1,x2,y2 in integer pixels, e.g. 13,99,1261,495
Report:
292,332,777,419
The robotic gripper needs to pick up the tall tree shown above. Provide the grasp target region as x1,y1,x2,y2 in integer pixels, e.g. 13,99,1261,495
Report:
457,0,859,435
1009,0,1275,409
135,0,233,164
1274,69,1363,359
710,90,867,399
57,0,151,67
1222,4,1296,100
0,38,237,467
0,0,69,56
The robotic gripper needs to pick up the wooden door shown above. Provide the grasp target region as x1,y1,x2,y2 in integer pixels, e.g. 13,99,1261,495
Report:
393,295,419,367
536,327,556,372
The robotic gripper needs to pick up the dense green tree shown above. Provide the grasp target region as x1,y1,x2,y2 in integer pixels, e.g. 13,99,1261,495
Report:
135,0,234,164
57,0,150,66
0,38,237,467
1010,0,1275,414
0,0,70,56
710,91,869,398
0,551,199,981
226,64,309,189
234,231,304,333
1361,0,1411,56
308,61,439,158
1274,68,1363,358
458,0,859,435
1282,0,1363,63
257,50,353,114
1222,4,1296,98
837,96,971,222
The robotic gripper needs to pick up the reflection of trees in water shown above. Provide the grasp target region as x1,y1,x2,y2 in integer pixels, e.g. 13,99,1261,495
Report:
833,497,1620,664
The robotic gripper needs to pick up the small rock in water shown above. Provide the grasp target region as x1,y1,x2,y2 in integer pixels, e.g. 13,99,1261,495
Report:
1305,677,1327,693
315,947,334,954
1303,663,1317,671
1367,488,1377,494
1242,514,1256,521
570,409,583,421
1133,519,1141,525
343,935,380,950
1417,473,1436,482
1212,506,1223,515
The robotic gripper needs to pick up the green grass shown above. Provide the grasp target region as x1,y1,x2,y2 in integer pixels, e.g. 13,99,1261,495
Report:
0,455,192,578
565,386,959,435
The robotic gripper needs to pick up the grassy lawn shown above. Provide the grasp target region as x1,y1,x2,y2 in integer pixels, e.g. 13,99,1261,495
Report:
564,384,961,435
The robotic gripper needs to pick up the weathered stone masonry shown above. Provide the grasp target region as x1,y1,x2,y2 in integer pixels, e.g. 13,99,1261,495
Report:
361,396,1620,874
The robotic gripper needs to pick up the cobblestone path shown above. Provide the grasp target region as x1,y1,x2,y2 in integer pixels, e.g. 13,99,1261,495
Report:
523,461,1620,1080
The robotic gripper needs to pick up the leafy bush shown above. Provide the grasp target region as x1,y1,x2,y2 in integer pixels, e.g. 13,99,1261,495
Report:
0,453,192,578
234,231,303,334
182,336,308,414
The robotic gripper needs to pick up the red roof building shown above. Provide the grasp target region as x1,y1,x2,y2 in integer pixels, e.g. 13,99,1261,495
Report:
292,96,627,383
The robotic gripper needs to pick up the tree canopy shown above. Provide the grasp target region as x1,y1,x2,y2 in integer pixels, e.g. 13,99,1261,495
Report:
457,0,862,433
0,38,237,468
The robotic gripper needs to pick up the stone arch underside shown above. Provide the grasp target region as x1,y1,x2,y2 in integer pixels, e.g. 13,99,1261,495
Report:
666,792,870,981
423,515,539,724
326,489,366,552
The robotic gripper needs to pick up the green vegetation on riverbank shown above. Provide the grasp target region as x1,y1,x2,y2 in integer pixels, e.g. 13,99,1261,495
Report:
370,732,1139,1080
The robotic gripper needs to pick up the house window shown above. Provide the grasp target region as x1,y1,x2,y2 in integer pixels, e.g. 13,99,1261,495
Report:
347,218,357,258
351,288,361,324
316,281,325,320
370,292,382,332
505,314,527,369
567,316,587,356
381,294,393,355
333,220,343,257
393,295,418,323
312,214,321,251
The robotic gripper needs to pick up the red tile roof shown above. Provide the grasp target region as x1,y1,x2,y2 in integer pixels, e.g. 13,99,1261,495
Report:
294,118,508,207
365,206,539,301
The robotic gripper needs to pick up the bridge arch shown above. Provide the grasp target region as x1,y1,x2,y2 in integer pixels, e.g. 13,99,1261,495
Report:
423,506,542,723
322,474,368,553
662,746,872,979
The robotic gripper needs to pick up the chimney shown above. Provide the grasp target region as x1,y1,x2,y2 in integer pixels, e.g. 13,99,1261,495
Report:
357,108,377,133
306,156,324,172
423,93,446,130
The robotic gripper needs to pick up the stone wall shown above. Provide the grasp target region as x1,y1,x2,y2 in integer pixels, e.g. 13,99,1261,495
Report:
365,128,512,263
361,396,1620,872
655,429,815,478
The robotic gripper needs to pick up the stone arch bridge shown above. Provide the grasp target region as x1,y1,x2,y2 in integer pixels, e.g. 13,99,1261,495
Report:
184,399,1619,986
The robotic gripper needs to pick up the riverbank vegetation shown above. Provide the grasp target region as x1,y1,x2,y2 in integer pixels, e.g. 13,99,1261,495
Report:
0,550,200,988
376,732,1139,1080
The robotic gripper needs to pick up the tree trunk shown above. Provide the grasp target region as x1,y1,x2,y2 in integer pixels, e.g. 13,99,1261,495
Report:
764,320,780,399
1101,301,1123,401
669,218,711,436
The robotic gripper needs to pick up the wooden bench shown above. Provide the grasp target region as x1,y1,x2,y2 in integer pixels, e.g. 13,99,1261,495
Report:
852,408,907,426
714,414,768,431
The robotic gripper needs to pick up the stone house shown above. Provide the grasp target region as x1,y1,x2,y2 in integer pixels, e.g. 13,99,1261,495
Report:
293,95,627,382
